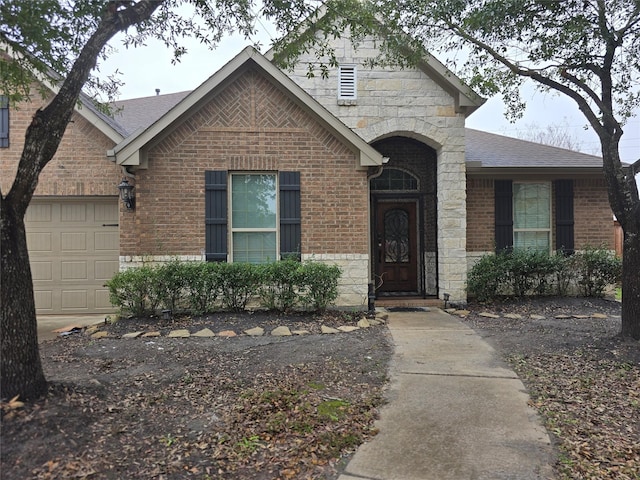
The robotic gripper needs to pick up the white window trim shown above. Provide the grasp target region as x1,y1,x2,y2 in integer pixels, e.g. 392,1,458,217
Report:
229,172,279,263
512,181,552,253
338,65,357,101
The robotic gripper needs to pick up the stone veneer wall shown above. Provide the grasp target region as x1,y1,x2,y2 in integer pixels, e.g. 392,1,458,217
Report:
281,37,469,302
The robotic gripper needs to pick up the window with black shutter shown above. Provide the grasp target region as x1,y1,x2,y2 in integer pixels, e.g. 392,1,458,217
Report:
0,96,9,148
205,171,301,262
494,180,513,252
555,179,574,255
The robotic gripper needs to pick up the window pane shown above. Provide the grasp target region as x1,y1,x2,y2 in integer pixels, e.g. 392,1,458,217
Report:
514,231,550,251
233,232,277,263
232,174,276,228
513,183,550,229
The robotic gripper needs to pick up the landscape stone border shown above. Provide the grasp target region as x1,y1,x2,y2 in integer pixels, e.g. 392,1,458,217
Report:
83,313,389,340
446,308,615,320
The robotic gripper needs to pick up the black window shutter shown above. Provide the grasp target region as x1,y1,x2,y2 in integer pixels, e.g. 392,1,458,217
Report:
555,179,574,255
495,180,513,252
279,171,301,260
205,171,228,262
0,96,9,148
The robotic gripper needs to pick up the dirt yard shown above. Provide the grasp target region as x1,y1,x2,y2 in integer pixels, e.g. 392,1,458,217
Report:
1,311,392,479
2,298,639,479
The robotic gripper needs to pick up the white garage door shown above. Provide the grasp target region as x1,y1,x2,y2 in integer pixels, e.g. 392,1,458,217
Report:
25,198,120,315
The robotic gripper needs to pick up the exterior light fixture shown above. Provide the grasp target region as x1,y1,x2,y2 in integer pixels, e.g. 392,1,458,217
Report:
443,292,450,309
117,178,135,211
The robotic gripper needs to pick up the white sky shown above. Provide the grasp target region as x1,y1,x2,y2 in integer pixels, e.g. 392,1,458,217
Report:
99,28,639,165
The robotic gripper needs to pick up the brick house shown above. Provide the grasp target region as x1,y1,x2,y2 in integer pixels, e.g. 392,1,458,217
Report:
1,46,614,314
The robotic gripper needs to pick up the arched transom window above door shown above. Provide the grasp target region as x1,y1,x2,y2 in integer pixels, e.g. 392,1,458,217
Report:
370,168,419,191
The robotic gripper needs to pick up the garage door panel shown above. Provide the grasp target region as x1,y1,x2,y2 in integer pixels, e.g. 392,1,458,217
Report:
31,261,53,281
61,232,87,251
95,289,112,309
95,203,118,222
61,290,88,309
34,290,53,311
95,260,118,280
27,232,52,252
25,203,52,222
61,261,88,280
61,203,87,222
95,231,118,251
26,198,119,314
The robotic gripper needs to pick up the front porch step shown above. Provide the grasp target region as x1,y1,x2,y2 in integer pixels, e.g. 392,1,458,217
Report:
375,297,444,309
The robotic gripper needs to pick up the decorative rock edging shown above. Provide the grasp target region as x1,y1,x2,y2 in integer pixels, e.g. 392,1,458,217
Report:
445,308,616,320
87,314,387,340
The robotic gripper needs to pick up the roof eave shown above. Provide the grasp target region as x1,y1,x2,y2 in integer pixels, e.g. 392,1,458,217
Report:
466,165,605,178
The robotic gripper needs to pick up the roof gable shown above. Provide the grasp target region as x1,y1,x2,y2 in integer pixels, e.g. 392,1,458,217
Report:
109,47,384,169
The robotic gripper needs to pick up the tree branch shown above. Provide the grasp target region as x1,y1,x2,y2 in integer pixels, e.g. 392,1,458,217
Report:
5,0,163,218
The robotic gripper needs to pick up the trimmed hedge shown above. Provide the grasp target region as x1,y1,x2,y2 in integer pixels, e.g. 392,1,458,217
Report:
467,246,621,302
106,259,342,316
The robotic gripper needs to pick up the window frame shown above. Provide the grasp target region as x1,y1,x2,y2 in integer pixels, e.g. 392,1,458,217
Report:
512,181,552,253
229,172,279,263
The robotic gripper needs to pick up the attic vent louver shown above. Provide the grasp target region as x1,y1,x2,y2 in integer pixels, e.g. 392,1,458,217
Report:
338,65,357,101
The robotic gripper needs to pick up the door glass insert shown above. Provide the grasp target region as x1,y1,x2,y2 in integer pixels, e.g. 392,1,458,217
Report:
384,208,409,263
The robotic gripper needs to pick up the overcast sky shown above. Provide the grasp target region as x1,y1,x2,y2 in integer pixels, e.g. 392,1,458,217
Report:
99,29,639,165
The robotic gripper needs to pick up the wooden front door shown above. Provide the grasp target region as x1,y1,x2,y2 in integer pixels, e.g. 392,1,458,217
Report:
375,201,418,293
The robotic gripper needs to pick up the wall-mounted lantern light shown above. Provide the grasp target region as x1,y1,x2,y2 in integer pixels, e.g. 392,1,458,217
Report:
117,178,135,211
443,292,450,309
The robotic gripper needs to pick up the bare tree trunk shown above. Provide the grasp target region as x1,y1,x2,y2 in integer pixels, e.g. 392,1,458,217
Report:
0,0,162,401
621,224,640,339
1,200,47,400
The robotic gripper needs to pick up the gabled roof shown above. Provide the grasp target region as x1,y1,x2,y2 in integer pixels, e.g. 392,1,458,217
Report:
108,46,384,168
465,129,603,172
1,41,126,143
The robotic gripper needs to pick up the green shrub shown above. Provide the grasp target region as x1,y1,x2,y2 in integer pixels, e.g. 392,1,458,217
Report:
506,249,558,297
258,259,302,311
182,262,223,315
299,262,342,311
551,254,575,296
152,261,189,312
218,262,261,311
107,259,343,315
106,265,158,316
572,245,622,297
466,253,509,302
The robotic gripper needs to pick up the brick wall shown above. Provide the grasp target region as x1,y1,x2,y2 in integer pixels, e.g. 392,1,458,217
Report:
1,90,120,197
466,178,495,251
573,178,614,249
119,67,369,257
466,176,614,253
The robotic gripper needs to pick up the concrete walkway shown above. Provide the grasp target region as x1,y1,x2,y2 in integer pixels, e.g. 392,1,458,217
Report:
338,308,555,480
37,314,107,342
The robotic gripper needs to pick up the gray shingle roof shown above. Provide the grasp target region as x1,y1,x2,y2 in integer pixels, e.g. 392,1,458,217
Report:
112,90,191,135
465,128,603,168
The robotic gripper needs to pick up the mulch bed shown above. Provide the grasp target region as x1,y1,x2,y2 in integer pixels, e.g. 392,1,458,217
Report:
460,297,639,480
